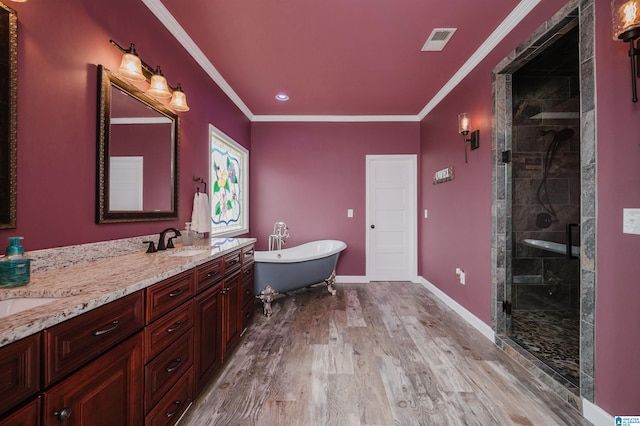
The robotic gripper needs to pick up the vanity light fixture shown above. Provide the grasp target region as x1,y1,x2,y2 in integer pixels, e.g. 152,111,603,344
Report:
458,113,479,163
117,44,146,82
168,83,190,112
147,66,172,99
109,39,190,112
613,0,640,102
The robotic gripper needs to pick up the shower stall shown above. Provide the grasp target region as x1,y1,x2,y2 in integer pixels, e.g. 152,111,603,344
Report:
506,24,581,385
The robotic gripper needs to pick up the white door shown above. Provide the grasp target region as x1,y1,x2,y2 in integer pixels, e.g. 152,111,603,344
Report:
366,155,417,281
109,156,143,211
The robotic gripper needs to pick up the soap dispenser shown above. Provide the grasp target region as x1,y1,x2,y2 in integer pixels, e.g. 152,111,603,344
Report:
0,236,31,288
182,222,193,246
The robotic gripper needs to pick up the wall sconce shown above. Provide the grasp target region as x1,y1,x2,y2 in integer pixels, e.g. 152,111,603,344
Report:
110,40,190,112
458,113,479,163
612,0,640,102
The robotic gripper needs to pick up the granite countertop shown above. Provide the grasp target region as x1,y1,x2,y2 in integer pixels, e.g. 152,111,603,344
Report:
0,237,256,348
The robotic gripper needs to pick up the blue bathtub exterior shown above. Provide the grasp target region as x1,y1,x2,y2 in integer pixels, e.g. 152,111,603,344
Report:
254,252,340,295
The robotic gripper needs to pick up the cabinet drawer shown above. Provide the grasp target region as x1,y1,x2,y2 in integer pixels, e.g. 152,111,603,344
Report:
240,265,255,308
144,370,193,426
144,302,193,362
241,300,255,330
195,257,223,293
242,244,254,264
0,334,40,416
223,250,241,276
43,291,144,387
146,270,195,323
145,330,193,413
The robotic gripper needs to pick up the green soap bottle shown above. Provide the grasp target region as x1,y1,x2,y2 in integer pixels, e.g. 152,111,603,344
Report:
0,236,31,288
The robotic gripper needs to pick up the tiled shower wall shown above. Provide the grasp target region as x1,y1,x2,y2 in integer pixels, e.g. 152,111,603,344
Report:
511,74,581,310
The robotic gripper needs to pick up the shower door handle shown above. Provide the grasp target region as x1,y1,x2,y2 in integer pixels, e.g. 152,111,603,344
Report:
370,224,375,229
566,223,579,259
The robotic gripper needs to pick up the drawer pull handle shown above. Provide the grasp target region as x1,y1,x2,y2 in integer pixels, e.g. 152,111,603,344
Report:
167,321,183,333
244,269,252,275
244,251,253,256
55,407,72,421
206,271,219,277
169,287,184,297
228,259,239,265
166,400,183,418
166,358,182,373
93,320,120,336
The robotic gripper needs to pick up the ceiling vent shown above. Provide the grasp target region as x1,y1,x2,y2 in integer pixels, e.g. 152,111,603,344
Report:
421,28,457,52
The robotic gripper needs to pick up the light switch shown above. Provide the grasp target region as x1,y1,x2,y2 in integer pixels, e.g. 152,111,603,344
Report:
623,208,640,234
347,209,354,218
424,209,428,218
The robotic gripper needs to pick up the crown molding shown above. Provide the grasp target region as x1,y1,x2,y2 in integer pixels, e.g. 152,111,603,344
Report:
144,0,541,124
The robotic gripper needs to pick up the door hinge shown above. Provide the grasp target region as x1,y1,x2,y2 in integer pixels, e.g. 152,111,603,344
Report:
501,150,512,163
502,301,512,315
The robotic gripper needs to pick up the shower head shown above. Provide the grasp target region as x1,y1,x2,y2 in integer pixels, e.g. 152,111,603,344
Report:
556,128,575,141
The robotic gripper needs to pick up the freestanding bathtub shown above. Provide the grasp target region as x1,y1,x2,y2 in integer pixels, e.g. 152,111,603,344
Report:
254,240,347,315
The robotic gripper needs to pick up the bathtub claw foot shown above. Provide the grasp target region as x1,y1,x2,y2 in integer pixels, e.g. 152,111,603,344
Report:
325,270,337,296
256,285,279,317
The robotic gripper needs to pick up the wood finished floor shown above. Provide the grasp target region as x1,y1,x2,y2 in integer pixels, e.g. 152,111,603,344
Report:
179,282,589,426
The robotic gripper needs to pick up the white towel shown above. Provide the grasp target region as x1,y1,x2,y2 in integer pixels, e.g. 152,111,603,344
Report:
191,192,211,234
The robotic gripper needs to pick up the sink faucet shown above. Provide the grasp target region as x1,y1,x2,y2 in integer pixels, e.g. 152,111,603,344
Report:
157,228,181,251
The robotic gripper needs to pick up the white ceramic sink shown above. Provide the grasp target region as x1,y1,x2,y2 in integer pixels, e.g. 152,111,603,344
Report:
163,248,212,257
0,297,59,318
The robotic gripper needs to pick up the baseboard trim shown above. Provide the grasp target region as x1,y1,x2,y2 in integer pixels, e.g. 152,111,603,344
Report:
582,399,614,426
335,275,367,283
418,277,495,342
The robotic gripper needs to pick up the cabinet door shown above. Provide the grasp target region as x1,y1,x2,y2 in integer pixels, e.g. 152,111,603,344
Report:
42,333,143,426
193,284,222,393
0,397,40,426
222,270,241,356
0,334,40,416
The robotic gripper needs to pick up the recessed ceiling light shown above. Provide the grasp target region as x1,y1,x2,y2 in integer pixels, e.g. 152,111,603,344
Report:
275,93,289,101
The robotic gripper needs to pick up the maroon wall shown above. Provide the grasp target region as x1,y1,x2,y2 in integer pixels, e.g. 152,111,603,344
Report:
250,121,420,275
0,0,250,250
593,0,640,415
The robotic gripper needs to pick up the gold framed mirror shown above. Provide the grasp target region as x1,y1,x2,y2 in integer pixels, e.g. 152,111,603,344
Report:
0,3,17,229
96,65,179,223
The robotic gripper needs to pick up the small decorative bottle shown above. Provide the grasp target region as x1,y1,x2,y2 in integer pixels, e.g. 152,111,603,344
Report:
0,236,31,288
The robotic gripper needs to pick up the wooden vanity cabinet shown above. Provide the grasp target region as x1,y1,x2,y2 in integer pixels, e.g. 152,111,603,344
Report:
193,281,223,393
43,291,145,387
143,270,195,425
193,248,248,393
0,397,40,426
240,245,255,331
42,333,143,426
0,333,40,418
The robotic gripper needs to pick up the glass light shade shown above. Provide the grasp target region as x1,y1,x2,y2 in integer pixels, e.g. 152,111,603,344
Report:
118,52,146,82
612,0,640,40
458,113,471,134
169,85,190,112
147,67,172,99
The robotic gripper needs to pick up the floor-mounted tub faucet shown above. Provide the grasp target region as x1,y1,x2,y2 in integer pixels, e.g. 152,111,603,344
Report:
158,228,181,250
268,222,289,251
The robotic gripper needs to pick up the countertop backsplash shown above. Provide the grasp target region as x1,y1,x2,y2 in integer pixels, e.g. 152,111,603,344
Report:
28,235,158,273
